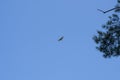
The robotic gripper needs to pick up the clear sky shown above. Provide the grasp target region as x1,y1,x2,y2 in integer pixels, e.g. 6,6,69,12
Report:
0,0,120,80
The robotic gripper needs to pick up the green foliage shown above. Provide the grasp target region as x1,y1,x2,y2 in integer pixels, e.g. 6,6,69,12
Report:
115,0,120,12
93,14,120,58
117,0,120,3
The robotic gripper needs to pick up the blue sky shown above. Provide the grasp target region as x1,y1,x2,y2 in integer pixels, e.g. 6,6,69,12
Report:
0,0,120,80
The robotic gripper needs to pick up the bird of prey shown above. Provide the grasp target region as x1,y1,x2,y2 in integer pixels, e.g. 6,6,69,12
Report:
58,36,64,41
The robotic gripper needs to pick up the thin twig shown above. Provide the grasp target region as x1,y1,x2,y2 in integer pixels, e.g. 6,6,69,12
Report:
97,7,120,14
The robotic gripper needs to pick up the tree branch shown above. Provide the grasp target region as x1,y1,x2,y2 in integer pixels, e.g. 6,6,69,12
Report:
97,7,120,14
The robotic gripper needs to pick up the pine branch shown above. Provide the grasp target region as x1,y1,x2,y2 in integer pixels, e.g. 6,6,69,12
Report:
97,7,120,14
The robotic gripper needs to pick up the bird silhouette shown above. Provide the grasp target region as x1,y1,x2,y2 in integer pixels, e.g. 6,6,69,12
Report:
58,36,64,41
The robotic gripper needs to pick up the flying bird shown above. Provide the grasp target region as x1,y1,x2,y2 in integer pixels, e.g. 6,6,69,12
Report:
58,36,64,41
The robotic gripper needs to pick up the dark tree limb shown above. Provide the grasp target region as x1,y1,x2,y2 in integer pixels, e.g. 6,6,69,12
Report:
97,7,120,14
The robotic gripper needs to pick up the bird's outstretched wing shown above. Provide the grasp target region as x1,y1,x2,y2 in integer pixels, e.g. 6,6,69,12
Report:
58,36,64,41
